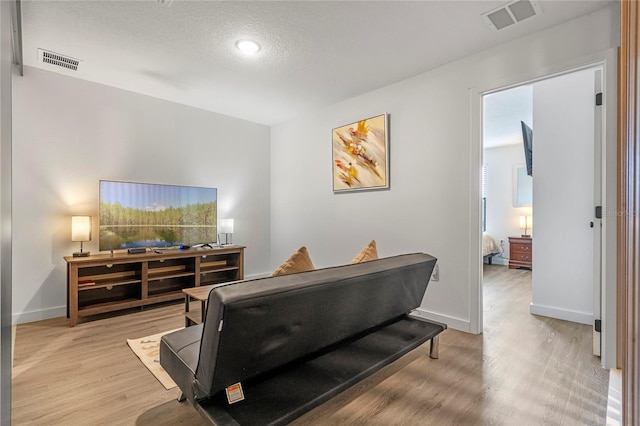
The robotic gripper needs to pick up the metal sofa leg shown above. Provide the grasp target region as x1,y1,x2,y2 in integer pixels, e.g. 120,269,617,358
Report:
178,393,186,402
429,335,440,359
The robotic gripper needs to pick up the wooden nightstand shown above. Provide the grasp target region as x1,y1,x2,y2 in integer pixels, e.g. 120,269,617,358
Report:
509,236,532,270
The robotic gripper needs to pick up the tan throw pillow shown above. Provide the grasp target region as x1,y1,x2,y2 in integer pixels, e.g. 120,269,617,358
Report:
351,240,378,264
271,246,316,277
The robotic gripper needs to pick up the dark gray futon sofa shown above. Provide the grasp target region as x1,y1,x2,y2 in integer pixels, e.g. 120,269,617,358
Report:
160,253,446,425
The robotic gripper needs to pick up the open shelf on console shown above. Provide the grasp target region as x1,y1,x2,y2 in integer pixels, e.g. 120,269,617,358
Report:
65,246,244,326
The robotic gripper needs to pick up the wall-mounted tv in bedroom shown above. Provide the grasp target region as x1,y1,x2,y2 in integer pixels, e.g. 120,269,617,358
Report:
99,180,217,251
520,121,533,176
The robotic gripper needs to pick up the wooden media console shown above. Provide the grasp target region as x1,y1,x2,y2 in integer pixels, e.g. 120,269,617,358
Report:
64,246,244,326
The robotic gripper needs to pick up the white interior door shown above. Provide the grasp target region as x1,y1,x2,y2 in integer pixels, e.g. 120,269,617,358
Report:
530,68,597,328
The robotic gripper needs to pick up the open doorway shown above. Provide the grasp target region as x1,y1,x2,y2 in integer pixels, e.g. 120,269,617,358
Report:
482,85,533,269
480,66,604,357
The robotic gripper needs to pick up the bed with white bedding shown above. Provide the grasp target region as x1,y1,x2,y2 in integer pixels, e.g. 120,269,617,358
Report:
482,232,500,264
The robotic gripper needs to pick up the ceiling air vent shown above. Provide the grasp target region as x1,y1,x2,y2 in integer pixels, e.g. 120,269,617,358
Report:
482,0,542,31
38,49,80,71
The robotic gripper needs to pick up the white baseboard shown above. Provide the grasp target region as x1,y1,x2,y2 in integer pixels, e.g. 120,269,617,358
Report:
485,257,508,266
412,308,471,333
607,369,622,426
13,305,66,325
529,303,593,325
245,272,271,280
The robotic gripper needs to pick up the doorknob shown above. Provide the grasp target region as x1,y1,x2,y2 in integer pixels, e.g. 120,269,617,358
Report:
590,221,594,228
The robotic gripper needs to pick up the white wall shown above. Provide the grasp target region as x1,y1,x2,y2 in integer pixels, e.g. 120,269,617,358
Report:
12,67,272,324
0,0,13,420
484,145,529,265
271,7,617,332
531,68,596,324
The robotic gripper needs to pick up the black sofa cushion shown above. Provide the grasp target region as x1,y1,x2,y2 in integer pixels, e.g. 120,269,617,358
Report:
159,324,203,402
165,253,436,401
196,316,445,426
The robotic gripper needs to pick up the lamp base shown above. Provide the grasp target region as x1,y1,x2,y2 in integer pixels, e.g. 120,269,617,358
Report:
219,233,233,246
520,234,531,238
73,251,90,257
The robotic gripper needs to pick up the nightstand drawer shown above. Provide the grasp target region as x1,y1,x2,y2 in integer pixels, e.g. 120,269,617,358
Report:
511,244,532,254
511,252,532,263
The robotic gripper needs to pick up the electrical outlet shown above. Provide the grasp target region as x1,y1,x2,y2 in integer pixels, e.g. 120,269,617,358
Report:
432,264,440,282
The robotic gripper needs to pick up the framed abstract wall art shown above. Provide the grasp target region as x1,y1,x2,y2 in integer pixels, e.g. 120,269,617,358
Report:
332,113,389,192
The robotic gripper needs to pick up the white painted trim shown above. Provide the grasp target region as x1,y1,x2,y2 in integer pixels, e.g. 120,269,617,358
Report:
245,272,271,280
600,47,618,369
485,257,509,266
529,303,593,325
473,47,619,362
607,369,622,426
470,86,483,335
13,306,66,325
413,308,471,333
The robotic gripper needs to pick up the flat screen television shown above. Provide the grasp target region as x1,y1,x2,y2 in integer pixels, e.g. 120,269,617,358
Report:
99,180,217,251
521,121,533,176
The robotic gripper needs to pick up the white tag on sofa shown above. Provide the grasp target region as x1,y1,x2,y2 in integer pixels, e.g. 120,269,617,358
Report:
225,382,245,404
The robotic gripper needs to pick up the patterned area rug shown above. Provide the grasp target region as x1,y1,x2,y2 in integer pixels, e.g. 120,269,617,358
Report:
127,328,182,389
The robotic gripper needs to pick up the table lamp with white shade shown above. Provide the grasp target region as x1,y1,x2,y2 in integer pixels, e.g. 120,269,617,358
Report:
72,215,92,257
519,215,532,238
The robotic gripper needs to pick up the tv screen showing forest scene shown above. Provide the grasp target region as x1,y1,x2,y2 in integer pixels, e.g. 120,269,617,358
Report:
99,180,217,251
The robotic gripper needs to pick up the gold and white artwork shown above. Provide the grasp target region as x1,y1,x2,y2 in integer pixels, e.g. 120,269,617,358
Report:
332,113,389,192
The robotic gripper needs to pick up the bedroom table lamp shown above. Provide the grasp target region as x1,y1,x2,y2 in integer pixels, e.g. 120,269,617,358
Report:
72,215,92,257
519,215,532,238
219,219,234,245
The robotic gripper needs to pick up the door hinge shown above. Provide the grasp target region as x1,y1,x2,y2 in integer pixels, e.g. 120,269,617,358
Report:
595,206,602,219
595,319,601,332
595,92,603,106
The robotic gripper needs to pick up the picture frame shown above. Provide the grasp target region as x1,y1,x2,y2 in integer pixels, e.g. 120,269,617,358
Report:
513,164,532,207
332,113,389,192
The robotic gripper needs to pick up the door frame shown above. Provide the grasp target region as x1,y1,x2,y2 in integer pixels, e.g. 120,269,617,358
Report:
594,68,604,356
469,48,617,368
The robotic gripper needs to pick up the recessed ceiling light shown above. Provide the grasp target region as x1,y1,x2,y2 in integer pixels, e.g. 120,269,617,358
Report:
235,40,261,55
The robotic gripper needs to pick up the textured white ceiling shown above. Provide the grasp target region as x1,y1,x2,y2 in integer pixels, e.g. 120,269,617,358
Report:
20,0,614,125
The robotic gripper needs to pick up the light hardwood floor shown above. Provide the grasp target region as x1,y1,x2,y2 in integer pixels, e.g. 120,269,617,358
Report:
12,265,608,425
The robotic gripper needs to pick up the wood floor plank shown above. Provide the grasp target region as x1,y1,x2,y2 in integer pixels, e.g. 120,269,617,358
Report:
12,265,608,425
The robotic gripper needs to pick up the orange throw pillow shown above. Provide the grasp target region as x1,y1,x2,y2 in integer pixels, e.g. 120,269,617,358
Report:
271,246,316,277
351,240,378,264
